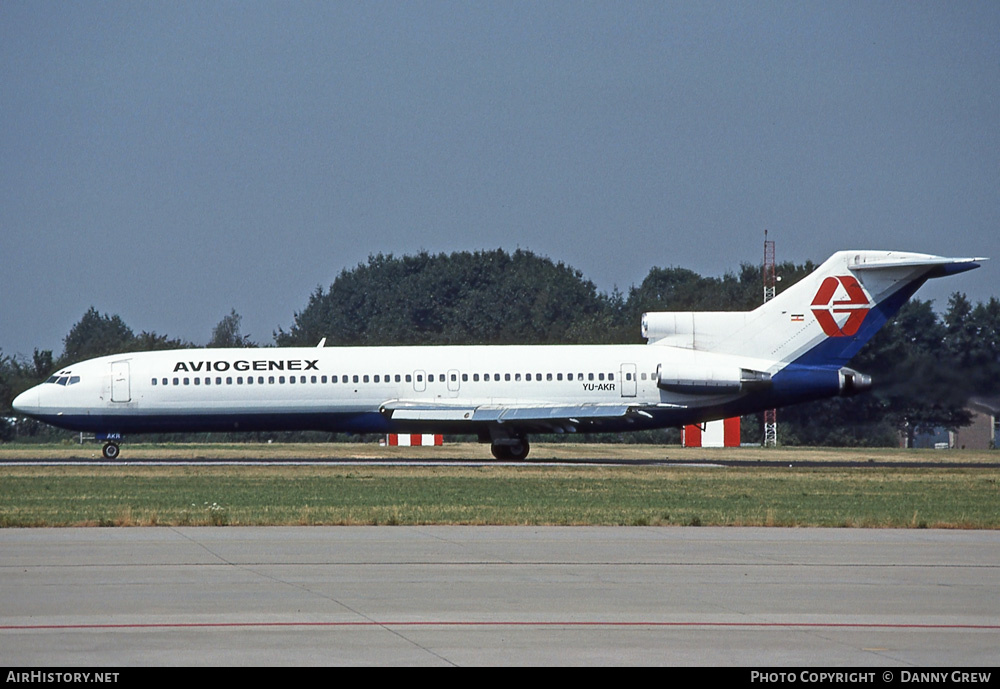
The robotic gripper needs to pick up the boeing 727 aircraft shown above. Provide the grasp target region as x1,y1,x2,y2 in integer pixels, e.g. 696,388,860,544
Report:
13,250,984,459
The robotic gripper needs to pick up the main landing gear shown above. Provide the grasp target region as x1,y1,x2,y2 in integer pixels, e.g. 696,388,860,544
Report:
490,436,530,461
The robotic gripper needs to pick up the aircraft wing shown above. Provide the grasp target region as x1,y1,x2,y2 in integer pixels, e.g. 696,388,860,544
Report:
380,400,682,432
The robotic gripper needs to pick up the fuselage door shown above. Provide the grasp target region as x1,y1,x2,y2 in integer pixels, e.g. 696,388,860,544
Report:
111,361,131,403
413,370,427,393
620,363,637,398
447,369,461,397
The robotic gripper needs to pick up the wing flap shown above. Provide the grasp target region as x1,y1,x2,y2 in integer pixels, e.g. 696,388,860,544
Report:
382,401,657,425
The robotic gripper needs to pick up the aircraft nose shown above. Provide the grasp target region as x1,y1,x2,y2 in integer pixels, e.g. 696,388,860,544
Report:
12,387,39,415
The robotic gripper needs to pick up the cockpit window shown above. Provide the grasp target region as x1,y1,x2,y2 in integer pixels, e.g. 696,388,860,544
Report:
44,371,81,385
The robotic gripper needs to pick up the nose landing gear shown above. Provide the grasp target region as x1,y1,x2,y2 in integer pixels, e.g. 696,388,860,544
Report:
96,433,123,460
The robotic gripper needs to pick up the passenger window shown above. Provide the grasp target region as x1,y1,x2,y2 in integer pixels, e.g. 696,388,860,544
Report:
194,378,200,385
279,376,286,384
312,376,318,384
162,378,168,386
599,373,605,381
216,377,222,385
184,378,190,385
237,377,244,384
227,377,233,384
151,378,157,386
173,378,179,386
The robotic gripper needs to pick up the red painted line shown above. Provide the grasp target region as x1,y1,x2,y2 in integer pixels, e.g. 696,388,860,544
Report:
3,621,998,631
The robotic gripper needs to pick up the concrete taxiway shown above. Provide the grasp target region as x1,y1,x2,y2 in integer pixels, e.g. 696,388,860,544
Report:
1,527,998,666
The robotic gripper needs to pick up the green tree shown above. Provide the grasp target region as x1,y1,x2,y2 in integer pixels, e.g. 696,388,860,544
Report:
59,307,135,366
945,294,1000,396
208,309,254,348
132,331,190,351
276,249,616,346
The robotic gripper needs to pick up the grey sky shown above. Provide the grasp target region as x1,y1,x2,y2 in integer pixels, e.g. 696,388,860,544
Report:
2,1,997,358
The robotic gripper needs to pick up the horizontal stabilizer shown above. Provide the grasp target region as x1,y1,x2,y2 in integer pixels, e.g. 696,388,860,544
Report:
848,255,986,272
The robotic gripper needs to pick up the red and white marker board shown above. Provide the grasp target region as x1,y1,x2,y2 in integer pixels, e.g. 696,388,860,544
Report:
386,434,444,447
682,418,740,447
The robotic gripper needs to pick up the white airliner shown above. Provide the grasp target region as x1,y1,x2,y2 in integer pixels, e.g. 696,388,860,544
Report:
13,250,984,459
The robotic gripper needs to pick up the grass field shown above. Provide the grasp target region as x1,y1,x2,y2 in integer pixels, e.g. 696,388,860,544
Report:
1,443,997,528
1,441,997,463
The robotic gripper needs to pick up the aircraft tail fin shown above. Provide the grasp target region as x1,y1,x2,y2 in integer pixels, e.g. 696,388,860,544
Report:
643,251,985,369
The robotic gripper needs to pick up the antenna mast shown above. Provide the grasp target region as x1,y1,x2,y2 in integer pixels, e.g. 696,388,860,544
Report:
763,231,778,447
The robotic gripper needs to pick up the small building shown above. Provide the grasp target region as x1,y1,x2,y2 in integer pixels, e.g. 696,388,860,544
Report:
950,397,999,450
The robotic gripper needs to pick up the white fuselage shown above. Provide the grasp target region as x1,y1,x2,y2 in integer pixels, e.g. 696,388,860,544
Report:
15,344,778,436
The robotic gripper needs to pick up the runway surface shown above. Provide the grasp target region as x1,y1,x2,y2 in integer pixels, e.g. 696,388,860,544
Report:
4,456,997,468
2,527,998,666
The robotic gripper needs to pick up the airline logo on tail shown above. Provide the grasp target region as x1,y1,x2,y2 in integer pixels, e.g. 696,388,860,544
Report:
811,275,871,337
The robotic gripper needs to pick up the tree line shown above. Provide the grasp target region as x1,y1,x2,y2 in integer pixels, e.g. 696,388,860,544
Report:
2,249,997,446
